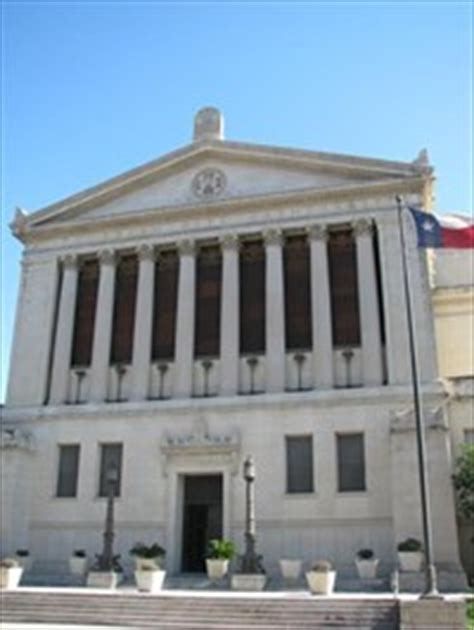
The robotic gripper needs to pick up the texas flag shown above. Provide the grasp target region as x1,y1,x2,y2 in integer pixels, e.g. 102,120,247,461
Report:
408,207,474,249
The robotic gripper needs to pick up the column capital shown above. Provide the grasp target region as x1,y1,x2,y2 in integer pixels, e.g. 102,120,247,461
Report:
178,239,195,256
307,224,328,242
220,234,240,252
263,228,283,247
353,218,373,238
62,254,78,270
137,244,155,262
98,249,116,266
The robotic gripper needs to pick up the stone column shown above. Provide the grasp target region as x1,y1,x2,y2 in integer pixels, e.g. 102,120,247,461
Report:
219,234,240,396
90,250,117,402
49,255,79,404
174,239,196,398
308,225,334,389
130,245,156,401
377,214,411,385
264,229,285,393
353,219,383,386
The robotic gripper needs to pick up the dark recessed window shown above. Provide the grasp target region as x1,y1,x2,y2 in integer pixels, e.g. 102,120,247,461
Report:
99,443,123,498
71,259,99,367
240,240,265,354
286,435,314,493
337,433,366,492
56,444,80,498
328,229,361,347
110,255,138,365
194,245,222,357
283,235,312,350
152,251,179,360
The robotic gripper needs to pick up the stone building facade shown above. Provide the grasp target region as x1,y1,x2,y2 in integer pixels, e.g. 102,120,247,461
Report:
1,108,468,588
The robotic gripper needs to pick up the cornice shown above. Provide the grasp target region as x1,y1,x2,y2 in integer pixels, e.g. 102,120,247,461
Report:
17,176,427,246
13,140,430,236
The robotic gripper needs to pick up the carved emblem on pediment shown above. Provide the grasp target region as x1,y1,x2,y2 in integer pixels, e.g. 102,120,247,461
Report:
192,168,226,199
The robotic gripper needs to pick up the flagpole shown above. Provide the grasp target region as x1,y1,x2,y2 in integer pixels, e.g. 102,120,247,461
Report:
395,195,440,598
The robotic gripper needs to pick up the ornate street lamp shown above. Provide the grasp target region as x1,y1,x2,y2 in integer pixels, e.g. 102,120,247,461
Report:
95,466,122,572
240,456,264,574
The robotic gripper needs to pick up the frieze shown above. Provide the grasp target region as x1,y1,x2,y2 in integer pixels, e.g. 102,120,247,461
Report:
1,427,36,452
161,417,240,475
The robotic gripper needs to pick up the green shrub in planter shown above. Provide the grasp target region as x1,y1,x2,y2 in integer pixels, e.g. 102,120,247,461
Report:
356,548,374,560
397,538,422,552
130,543,166,570
207,539,236,560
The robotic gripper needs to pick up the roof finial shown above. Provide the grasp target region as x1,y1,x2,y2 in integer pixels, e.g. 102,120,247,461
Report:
193,107,224,142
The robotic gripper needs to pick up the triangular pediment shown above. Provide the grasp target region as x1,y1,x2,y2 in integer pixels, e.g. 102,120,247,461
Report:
15,140,426,236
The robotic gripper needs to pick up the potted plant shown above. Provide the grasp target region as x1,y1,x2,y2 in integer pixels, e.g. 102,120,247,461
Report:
69,549,88,576
130,542,166,593
305,560,337,595
279,558,303,583
206,538,236,582
397,538,423,572
355,548,379,579
15,549,31,571
0,558,23,589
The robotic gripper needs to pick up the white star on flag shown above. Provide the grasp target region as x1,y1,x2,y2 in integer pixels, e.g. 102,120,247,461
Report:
422,220,435,232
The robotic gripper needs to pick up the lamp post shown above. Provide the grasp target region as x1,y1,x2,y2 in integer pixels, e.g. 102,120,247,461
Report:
97,466,121,572
240,456,263,574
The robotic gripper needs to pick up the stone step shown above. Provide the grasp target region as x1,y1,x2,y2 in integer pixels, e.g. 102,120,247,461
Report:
0,591,399,629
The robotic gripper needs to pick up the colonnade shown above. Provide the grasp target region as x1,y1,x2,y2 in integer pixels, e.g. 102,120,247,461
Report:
49,219,384,404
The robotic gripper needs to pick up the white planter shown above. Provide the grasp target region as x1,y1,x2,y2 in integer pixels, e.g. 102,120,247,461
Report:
134,569,166,592
69,556,88,576
134,557,162,571
398,551,423,572
231,574,266,591
86,571,119,589
15,556,32,572
0,567,23,589
279,559,302,582
305,570,337,595
206,558,229,582
355,558,379,579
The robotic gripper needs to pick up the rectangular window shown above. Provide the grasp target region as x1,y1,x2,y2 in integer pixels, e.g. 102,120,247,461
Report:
99,443,123,498
286,435,314,493
464,429,474,445
56,445,80,498
71,259,99,367
110,255,138,365
194,245,222,357
337,433,366,492
328,229,361,346
152,250,179,360
283,235,312,350
240,240,265,354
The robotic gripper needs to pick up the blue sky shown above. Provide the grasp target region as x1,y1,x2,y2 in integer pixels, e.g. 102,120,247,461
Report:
1,1,472,401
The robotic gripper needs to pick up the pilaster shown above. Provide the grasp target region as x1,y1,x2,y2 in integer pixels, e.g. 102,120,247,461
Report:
130,245,156,401
174,239,196,398
308,224,334,388
49,255,79,404
219,235,240,396
90,249,116,402
264,229,285,393
353,219,383,386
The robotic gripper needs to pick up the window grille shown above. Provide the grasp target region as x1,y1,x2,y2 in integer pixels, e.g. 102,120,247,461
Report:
240,240,265,354
337,433,366,492
286,435,314,493
71,259,99,367
56,444,80,498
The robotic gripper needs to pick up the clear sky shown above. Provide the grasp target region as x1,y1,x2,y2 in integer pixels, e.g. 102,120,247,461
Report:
1,1,472,402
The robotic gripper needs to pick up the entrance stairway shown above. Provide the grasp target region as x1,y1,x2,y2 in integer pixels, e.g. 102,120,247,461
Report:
1,589,399,629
